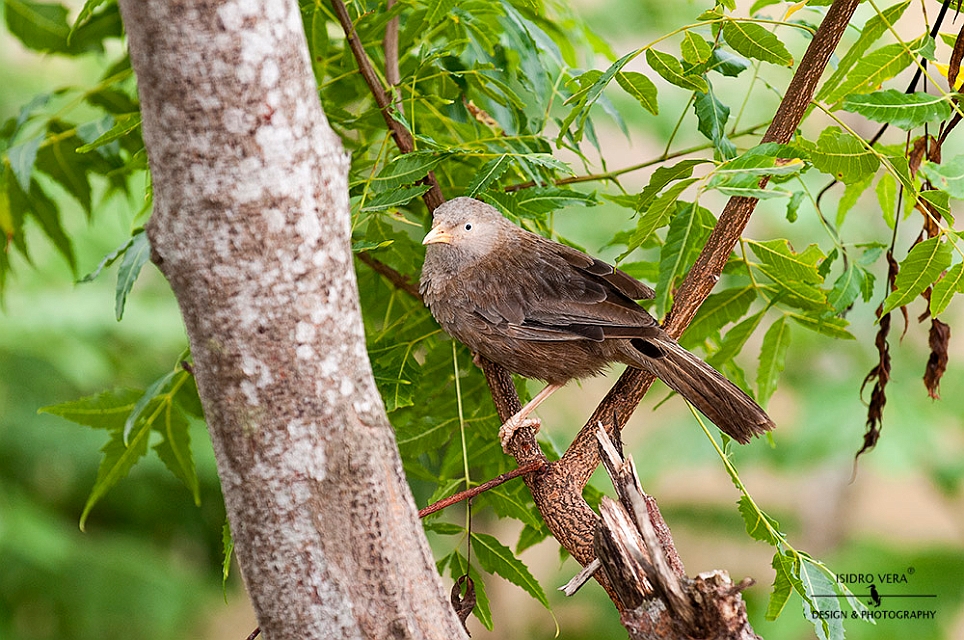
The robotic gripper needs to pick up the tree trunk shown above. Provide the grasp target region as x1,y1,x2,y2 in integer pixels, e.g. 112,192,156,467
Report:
117,1,467,637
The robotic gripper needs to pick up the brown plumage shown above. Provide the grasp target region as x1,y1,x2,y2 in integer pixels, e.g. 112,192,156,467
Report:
419,197,774,448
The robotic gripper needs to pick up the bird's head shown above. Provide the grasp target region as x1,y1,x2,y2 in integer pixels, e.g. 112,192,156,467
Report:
422,197,511,266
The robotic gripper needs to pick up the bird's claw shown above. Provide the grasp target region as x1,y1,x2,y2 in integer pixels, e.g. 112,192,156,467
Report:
499,417,541,452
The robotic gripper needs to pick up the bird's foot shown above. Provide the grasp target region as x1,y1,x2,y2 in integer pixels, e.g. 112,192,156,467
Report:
499,416,541,452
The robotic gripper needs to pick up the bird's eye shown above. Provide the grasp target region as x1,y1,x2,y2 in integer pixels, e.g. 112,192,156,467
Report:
464,223,473,231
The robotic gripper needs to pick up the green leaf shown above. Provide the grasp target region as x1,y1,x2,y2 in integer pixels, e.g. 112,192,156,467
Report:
152,401,200,504
80,414,152,530
757,315,790,407
786,311,855,340
841,90,952,130
721,20,793,66
828,263,867,312
881,236,953,315
766,550,796,620
35,121,94,215
799,558,844,640
615,71,659,115
681,32,713,65
221,521,234,592
370,152,447,191
360,185,431,211
876,172,898,229
115,228,150,321
823,40,920,104
655,203,715,316
7,135,43,192
748,238,825,285
8,177,77,274
919,155,964,199
465,154,513,197
75,112,141,153
622,178,699,255
123,368,177,443
485,186,596,220
817,0,911,101
920,189,952,224
559,49,640,144
707,145,806,198
636,159,710,212
645,49,708,93
693,86,736,160
707,309,766,369
39,388,143,429
471,532,549,609
4,0,70,52
682,286,757,346
737,495,781,545
801,127,879,185
371,341,423,412
930,262,964,316
78,233,135,283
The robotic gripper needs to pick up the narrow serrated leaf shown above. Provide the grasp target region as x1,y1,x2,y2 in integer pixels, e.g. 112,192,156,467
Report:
7,136,43,193
841,90,952,130
623,178,698,255
801,127,879,184
919,155,964,199
370,152,447,191
693,87,736,159
80,418,151,530
115,229,150,320
152,402,200,504
361,185,431,211
682,286,757,345
646,49,708,92
655,203,715,315
766,551,796,620
75,113,141,152
615,71,659,115
757,315,790,407
721,20,793,66
681,32,713,65
737,496,781,545
817,0,911,101
465,155,512,197
39,388,142,429
930,262,964,316
471,532,549,608
881,236,953,315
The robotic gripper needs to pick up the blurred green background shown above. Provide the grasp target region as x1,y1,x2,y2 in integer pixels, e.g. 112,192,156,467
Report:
2,1,963,639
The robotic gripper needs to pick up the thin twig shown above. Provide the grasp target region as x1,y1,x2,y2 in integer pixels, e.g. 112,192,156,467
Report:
357,251,422,300
503,122,769,193
330,0,444,210
418,460,546,518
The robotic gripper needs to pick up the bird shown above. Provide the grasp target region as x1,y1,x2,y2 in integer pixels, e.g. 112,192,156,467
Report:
419,197,774,450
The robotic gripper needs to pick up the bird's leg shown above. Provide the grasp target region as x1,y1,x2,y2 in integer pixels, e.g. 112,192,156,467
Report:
499,382,563,451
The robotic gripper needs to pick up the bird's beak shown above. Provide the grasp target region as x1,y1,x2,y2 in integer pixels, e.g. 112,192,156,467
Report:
422,226,453,245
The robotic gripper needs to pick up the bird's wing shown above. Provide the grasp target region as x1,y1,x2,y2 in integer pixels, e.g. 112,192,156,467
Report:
464,233,660,342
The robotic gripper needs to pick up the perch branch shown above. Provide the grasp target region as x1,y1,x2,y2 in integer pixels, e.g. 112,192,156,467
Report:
417,460,546,518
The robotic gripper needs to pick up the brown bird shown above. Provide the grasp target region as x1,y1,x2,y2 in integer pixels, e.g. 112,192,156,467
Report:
419,197,774,449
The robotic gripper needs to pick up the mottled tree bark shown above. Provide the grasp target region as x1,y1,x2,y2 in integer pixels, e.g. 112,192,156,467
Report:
117,0,467,638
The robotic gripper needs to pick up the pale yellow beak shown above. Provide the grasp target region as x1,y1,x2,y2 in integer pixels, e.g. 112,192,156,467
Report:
422,226,453,245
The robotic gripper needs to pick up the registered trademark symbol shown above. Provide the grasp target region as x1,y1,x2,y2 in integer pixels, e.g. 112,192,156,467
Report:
907,566,915,575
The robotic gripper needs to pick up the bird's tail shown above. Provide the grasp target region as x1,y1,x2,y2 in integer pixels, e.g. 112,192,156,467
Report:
624,337,774,443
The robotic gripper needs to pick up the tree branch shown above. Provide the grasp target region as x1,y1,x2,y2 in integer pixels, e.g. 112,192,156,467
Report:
538,0,862,592
330,0,445,211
